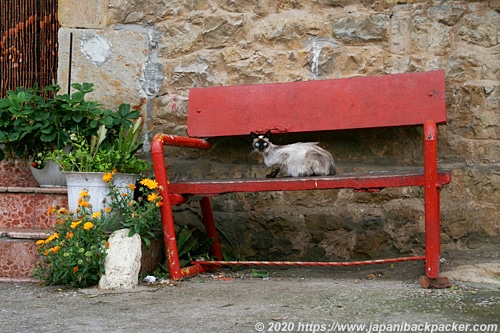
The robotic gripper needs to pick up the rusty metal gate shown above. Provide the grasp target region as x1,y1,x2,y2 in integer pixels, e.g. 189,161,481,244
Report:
0,0,59,97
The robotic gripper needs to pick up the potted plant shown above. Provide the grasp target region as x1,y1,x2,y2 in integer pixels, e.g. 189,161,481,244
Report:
0,83,141,186
48,115,151,212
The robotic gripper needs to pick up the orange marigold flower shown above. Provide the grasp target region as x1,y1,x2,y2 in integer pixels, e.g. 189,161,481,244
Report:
92,211,101,218
79,190,89,198
83,222,94,230
70,221,82,229
129,183,136,190
73,266,79,273
66,232,74,239
46,206,56,215
156,201,164,207
105,242,110,249
105,207,112,213
112,168,118,174
147,192,159,202
79,201,90,208
57,207,67,214
56,219,64,225
50,245,61,253
102,173,113,182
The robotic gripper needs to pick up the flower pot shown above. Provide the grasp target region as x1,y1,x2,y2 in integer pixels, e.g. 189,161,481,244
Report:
30,160,67,187
64,172,138,212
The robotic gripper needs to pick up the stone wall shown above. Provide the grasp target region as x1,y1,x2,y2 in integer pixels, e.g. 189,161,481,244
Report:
57,0,499,261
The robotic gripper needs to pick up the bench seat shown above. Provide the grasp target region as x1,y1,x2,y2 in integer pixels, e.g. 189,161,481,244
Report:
169,169,451,196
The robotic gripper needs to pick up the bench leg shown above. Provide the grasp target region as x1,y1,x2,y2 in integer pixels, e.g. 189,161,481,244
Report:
424,120,440,279
160,197,183,280
200,197,223,261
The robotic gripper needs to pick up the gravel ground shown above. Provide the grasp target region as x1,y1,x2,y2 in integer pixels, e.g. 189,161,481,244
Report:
1,246,498,333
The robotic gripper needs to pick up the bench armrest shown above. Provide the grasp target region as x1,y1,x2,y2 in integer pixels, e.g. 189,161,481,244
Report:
151,133,211,203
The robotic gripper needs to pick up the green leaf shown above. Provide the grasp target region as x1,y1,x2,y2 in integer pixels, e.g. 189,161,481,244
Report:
41,132,57,142
251,269,269,278
72,114,83,122
17,92,26,103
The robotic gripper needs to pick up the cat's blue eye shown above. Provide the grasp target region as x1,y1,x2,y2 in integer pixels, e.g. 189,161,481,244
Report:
263,142,268,147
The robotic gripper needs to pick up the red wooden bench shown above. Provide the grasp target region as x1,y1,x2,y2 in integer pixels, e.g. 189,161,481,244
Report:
151,70,451,283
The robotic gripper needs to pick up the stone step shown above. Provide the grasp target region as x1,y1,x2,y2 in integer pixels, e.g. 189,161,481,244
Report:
0,187,68,230
0,185,164,280
0,187,67,279
0,228,49,279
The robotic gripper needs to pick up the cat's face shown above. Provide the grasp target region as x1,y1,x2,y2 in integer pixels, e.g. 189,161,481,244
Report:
251,131,272,153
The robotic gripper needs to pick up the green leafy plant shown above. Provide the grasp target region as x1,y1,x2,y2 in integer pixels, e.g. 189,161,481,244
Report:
49,117,150,174
177,225,214,268
0,83,141,168
32,191,108,288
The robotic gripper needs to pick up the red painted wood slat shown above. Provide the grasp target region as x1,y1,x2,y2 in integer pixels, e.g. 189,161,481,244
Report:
187,71,446,137
168,169,451,196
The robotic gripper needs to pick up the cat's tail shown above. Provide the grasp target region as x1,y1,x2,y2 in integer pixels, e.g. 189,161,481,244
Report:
329,161,337,175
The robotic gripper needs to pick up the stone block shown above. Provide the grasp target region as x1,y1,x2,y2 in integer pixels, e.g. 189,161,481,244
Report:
59,0,108,29
99,229,142,289
58,27,154,112
332,14,389,45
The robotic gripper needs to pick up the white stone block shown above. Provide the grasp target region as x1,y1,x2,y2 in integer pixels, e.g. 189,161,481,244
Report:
99,229,142,289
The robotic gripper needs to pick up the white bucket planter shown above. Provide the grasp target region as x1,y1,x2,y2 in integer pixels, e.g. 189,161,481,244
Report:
64,172,138,212
30,160,67,187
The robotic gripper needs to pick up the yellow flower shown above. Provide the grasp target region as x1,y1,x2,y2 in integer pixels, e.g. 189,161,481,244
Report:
36,239,45,245
140,178,158,190
147,192,159,202
57,207,67,214
102,173,113,182
45,232,59,243
92,211,101,218
129,183,136,190
83,222,94,230
71,221,82,229
79,190,89,198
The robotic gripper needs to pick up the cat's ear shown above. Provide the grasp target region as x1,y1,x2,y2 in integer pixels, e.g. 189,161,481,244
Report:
264,130,271,138
250,132,258,139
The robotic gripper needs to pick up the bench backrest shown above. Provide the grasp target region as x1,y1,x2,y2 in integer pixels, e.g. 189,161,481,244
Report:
187,70,446,137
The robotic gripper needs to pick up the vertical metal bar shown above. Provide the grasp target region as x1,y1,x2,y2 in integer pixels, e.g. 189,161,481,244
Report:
199,196,223,261
151,135,183,280
424,120,440,279
68,32,73,93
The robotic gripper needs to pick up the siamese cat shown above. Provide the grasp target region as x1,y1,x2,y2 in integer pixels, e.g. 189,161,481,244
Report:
251,131,337,178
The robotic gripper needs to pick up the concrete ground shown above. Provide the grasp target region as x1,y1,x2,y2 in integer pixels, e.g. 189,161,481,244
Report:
0,245,498,333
